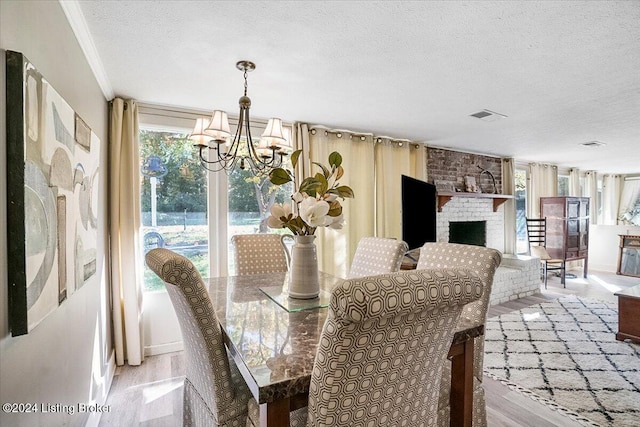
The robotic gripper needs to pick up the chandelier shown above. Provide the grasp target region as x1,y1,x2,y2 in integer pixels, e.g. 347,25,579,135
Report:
190,60,290,177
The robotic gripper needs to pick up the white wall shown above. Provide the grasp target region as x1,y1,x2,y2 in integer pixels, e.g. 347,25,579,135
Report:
0,1,112,426
589,224,640,272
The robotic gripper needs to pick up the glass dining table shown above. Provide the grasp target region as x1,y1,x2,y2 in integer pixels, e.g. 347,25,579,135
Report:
206,271,482,427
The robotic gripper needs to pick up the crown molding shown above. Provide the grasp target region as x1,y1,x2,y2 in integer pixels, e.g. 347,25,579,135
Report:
59,0,114,100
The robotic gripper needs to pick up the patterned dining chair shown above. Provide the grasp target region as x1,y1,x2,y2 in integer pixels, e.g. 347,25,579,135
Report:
417,242,502,427
347,236,409,278
246,267,484,426
231,233,290,275
145,248,251,427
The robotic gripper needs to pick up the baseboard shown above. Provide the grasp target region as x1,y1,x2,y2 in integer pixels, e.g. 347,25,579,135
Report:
86,350,116,427
144,340,184,356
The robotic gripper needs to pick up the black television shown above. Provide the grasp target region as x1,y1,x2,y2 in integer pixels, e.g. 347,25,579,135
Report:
401,175,437,251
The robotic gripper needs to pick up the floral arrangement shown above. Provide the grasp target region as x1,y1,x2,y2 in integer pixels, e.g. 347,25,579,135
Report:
267,150,354,235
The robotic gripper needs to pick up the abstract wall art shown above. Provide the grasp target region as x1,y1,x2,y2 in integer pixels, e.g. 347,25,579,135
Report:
6,51,101,336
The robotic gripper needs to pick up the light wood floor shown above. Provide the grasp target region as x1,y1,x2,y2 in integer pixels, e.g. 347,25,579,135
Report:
99,269,639,426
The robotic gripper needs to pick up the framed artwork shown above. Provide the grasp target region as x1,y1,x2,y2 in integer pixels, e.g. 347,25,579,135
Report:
6,51,101,336
434,180,455,193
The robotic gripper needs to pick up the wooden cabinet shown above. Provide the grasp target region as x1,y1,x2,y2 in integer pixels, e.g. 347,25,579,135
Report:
540,197,590,278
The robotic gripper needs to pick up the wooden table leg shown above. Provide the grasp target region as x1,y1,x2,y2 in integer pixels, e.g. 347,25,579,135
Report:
449,339,474,427
260,397,290,427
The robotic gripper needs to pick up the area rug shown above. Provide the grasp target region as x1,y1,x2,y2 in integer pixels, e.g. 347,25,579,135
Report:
483,295,640,427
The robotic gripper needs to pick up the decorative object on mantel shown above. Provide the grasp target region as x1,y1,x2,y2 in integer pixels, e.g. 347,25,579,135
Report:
434,179,455,193
477,165,498,194
268,150,354,298
190,60,292,177
464,175,479,193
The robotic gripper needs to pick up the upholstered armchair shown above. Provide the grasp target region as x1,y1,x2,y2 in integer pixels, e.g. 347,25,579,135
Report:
231,233,289,275
347,236,409,278
417,242,502,427
145,248,251,427
247,267,484,427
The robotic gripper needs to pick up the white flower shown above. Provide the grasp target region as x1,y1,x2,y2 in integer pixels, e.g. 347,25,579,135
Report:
292,192,305,203
324,194,338,202
299,197,330,227
267,202,292,228
326,213,344,230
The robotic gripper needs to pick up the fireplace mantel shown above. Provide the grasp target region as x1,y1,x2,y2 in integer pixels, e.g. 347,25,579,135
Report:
437,192,514,212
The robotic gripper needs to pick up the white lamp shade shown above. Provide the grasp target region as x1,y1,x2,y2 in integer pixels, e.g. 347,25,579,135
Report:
205,110,231,138
189,117,213,146
262,118,286,140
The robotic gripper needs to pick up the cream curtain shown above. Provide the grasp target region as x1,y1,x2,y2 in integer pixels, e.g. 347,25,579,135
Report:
109,98,144,366
410,144,427,181
602,174,624,225
374,138,413,239
527,163,558,218
584,171,598,224
307,127,375,278
619,178,640,225
502,158,517,254
569,168,581,196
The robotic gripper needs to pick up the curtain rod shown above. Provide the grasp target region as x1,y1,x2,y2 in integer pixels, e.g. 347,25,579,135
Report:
307,125,423,148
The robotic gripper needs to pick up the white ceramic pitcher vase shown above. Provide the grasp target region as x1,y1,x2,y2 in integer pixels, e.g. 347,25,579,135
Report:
281,234,320,299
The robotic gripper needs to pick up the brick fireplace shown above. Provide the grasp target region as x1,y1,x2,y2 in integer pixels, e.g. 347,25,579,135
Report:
437,196,505,253
425,146,541,304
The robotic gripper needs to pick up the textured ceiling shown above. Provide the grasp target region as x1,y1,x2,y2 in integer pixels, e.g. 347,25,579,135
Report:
74,0,640,174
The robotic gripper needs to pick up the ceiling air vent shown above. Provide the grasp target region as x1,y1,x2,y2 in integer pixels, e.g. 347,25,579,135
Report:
580,141,606,147
470,109,508,122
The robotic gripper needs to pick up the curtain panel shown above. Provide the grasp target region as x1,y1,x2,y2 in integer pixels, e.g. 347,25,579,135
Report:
300,124,425,277
501,158,517,254
527,163,558,218
584,171,599,224
306,127,375,278
374,138,412,239
619,178,640,225
569,168,581,196
109,98,144,366
602,174,624,225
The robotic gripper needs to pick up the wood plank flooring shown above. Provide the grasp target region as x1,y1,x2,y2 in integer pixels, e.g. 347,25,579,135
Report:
99,269,639,426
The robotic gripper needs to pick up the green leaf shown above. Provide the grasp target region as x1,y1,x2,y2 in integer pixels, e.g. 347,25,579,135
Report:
299,177,321,196
312,161,330,178
328,151,342,168
291,149,302,168
316,173,328,195
269,168,292,185
327,201,342,217
336,185,355,198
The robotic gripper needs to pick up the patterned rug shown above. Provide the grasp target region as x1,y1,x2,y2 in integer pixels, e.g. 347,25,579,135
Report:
483,296,640,426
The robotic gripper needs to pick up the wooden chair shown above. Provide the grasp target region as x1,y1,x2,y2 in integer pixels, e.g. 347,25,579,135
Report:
347,237,409,279
525,217,566,288
145,248,251,427
231,233,289,275
247,267,484,426
417,242,502,427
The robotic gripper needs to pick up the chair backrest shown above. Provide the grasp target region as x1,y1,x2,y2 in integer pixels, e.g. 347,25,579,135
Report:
525,217,548,252
307,268,484,426
347,237,409,279
145,248,236,420
416,242,502,327
231,233,289,275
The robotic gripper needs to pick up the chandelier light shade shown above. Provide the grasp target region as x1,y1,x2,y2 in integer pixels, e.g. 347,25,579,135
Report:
190,60,290,176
